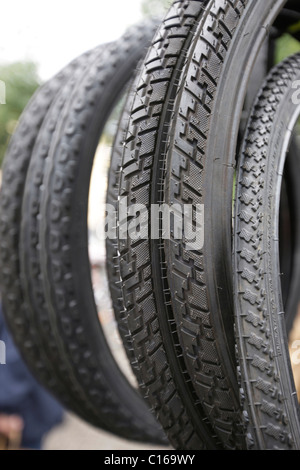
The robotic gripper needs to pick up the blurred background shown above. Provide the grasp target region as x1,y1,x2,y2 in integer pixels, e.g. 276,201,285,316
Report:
0,0,300,451
0,0,299,168
0,0,173,167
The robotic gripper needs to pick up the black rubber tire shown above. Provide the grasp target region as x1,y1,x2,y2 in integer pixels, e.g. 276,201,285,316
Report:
161,0,290,449
0,23,167,444
109,10,300,450
233,53,300,450
116,0,289,451
242,37,300,335
0,49,98,423
105,78,139,368
21,21,168,445
107,17,300,451
118,0,228,451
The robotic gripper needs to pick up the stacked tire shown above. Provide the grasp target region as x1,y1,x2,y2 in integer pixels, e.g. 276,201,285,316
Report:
1,0,300,450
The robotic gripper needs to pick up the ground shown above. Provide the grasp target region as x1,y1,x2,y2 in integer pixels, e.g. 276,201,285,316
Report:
43,412,169,451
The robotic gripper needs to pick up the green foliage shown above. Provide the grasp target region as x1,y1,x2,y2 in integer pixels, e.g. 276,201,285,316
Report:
276,34,300,64
141,0,172,18
0,62,41,166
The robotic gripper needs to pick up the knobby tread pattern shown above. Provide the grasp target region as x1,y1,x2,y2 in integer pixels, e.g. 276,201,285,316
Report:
36,21,167,444
0,50,97,420
20,46,116,427
163,0,248,449
106,75,141,367
117,0,288,450
234,53,300,450
117,0,224,450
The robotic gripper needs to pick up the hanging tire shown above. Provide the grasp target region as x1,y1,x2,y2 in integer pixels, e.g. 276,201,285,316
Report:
115,0,289,450
242,36,300,335
0,48,97,421
233,52,300,450
0,21,168,445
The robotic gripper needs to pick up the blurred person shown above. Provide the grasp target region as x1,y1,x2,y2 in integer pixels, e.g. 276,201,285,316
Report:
0,303,64,450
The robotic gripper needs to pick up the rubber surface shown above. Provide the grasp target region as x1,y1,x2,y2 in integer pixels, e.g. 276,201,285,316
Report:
0,50,96,422
32,21,167,444
116,0,287,450
106,77,140,368
118,0,222,451
234,53,300,450
0,22,167,444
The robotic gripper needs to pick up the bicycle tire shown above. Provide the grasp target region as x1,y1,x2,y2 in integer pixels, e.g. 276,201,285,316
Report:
110,17,300,450
26,21,168,444
233,52,300,450
117,0,239,451
117,0,288,450
0,49,98,422
242,36,300,335
0,23,167,444
105,78,139,368
162,0,290,448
